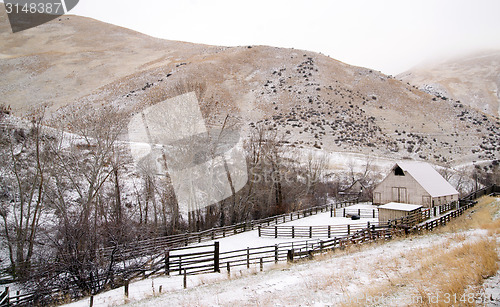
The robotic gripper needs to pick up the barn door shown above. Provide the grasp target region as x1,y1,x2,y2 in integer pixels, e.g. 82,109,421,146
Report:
399,188,407,203
392,187,407,203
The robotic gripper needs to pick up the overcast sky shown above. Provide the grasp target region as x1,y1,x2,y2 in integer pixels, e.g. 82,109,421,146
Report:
5,0,500,75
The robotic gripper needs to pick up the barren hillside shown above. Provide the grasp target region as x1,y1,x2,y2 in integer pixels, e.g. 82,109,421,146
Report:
1,7,499,166
398,51,500,118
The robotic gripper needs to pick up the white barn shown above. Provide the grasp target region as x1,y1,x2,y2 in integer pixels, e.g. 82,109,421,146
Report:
373,162,459,208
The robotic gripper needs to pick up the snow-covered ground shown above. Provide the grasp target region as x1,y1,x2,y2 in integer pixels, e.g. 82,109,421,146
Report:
61,198,500,307
181,203,378,253
68,229,494,307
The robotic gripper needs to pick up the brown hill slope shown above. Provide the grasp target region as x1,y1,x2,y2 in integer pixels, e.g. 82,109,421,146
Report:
0,7,221,113
398,51,500,118
0,8,498,166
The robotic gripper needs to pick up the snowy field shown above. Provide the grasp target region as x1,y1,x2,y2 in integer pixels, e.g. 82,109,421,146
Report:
175,202,378,253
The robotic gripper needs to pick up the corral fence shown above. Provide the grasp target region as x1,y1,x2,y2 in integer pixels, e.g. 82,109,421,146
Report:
461,184,500,202
0,200,358,306
290,193,483,261
258,222,379,238
330,207,378,219
1,185,498,306
133,226,404,277
96,199,358,260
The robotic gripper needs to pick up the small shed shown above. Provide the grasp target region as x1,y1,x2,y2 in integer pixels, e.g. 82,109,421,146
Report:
378,202,423,226
338,180,368,201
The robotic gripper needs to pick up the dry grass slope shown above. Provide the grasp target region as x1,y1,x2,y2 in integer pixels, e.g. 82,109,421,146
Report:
349,196,500,307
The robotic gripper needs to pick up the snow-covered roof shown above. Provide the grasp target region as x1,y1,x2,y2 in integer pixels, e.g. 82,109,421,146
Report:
396,161,459,198
379,202,422,211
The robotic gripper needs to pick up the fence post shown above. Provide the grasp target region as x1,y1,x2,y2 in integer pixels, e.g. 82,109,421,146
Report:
275,245,279,263
358,209,361,216
124,280,129,297
330,206,333,217
328,225,331,238
367,222,370,229
347,224,351,235
292,226,295,238
258,226,261,237
90,295,94,307
247,247,250,269
227,262,231,277
309,226,313,238
287,249,294,263
343,209,346,217
260,258,264,272
214,241,220,273
275,226,278,238
373,209,375,218
183,269,187,289
165,251,170,276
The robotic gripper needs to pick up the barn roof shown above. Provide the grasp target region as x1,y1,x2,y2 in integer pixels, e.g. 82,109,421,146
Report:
395,161,459,198
379,202,422,211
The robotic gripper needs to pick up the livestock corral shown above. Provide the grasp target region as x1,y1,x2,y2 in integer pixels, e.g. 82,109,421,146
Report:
1,185,499,306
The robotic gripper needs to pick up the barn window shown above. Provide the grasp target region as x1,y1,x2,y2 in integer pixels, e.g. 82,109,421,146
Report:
394,166,405,176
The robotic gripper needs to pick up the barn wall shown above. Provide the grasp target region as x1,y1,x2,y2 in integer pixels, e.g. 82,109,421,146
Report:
431,194,459,206
373,171,431,207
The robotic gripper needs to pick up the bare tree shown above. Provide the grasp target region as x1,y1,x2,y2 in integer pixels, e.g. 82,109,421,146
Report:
0,111,51,279
44,104,128,293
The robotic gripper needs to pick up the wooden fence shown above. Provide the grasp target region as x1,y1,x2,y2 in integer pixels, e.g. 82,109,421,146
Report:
1,185,497,306
0,200,357,306
96,200,358,261
0,288,8,307
330,207,378,219
151,239,324,276
289,199,479,261
258,222,378,238
461,185,500,202
93,197,480,280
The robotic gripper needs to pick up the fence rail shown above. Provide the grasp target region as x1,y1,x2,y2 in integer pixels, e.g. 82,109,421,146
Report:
96,200,358,261
258,222,378,238
330,208,378,219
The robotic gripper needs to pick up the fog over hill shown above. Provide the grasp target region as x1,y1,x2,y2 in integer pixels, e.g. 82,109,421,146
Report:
398,50,500,118
0,8,499,167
